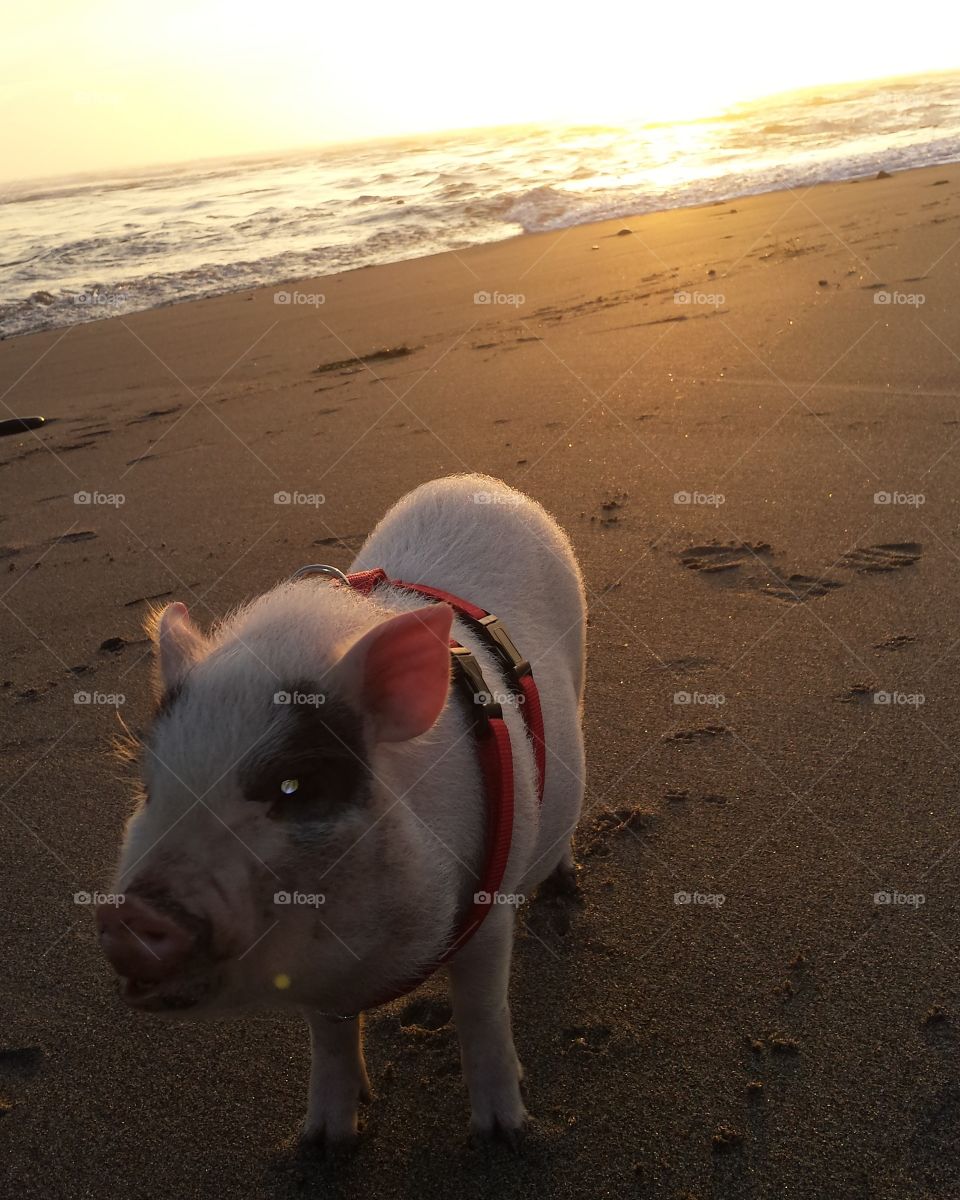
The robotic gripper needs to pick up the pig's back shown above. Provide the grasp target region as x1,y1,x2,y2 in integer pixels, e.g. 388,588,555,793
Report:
351,474,587,893
350,474,585,701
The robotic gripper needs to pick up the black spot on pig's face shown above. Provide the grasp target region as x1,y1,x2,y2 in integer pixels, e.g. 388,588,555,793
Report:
239,683,370,823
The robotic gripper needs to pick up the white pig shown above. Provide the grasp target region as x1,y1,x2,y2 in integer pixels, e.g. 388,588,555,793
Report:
97,473,586,1144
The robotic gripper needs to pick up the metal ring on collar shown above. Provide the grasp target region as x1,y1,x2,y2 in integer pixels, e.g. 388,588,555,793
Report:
289,563,350,584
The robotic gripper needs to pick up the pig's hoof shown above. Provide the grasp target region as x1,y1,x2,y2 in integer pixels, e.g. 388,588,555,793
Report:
297,1122,359,1159
542,859,580,899
470,1112,530,1152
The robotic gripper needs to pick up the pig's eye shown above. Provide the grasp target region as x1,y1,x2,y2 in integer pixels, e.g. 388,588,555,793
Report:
279,778,299,796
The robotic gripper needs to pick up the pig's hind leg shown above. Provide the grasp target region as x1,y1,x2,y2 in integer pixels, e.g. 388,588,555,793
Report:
300,1011,371,1148
448,907,528,1143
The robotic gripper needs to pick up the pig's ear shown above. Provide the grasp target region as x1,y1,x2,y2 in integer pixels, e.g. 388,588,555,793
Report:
341,604,453,742
150,602,208,690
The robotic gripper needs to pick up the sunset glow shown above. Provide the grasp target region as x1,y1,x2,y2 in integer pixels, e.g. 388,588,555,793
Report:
3,0,958,180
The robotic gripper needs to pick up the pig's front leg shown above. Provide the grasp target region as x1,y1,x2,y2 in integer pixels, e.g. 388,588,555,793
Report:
300,1011,371,1147
448,908,527,1141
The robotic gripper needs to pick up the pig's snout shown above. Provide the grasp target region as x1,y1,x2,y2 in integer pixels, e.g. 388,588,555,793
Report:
96,893,194,981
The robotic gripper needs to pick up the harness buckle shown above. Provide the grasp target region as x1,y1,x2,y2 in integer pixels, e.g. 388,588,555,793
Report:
450,646,503,731
477,614,531,681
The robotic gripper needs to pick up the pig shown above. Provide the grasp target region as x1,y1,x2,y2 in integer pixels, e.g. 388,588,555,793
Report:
97,473,586,1144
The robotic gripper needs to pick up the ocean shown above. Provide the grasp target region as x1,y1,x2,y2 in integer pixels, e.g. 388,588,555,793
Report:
2,70,959,339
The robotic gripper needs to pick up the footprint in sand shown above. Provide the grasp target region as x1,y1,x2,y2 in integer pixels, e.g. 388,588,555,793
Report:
841,543,922,573
754,573,844,604
679,543,844,604
399,998,452,1031
679,542,773,573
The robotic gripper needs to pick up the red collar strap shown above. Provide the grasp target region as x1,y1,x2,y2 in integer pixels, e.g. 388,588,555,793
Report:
337,567,546,1011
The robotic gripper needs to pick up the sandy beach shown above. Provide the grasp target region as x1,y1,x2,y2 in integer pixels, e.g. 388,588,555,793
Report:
3,162,960,1198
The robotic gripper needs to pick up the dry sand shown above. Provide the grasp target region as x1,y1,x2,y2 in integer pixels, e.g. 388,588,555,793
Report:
2,164,960,1198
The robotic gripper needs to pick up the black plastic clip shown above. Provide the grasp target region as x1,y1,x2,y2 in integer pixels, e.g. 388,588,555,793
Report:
450,645,502,732
476,613,531,682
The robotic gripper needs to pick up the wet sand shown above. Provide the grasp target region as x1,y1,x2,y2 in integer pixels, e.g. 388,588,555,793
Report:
2,163,960,1198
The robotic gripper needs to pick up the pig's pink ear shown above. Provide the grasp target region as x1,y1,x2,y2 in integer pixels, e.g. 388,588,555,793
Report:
342,604,453,742
152,602,208,689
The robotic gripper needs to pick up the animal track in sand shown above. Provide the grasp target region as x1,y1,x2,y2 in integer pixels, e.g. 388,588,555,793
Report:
835,682,878,704
874,634,917,650
312,345,420,375
653,656,720,672
126,405,182,425
840,543,922,573
662,724,732,743
0,530,97,560
313,533,369,550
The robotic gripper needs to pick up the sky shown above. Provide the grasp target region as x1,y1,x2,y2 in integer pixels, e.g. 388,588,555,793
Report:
3,0,959,182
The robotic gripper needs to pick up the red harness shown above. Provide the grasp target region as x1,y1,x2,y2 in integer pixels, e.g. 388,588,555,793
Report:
345,568,544,964
292,564,544,1012
337,567,546,1005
